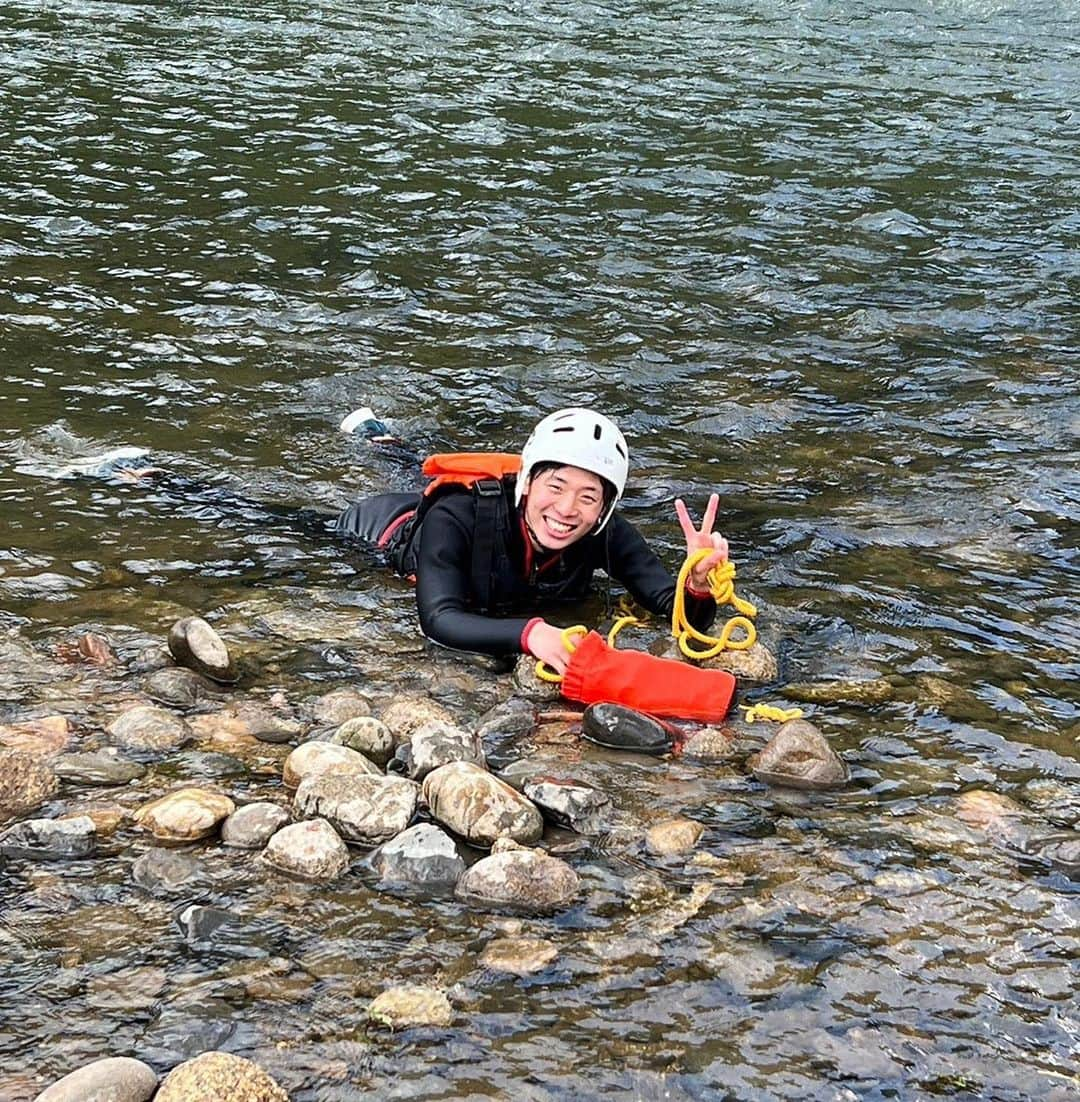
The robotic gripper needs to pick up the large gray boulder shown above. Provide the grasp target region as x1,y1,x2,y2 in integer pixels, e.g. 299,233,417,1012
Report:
748,719,849,789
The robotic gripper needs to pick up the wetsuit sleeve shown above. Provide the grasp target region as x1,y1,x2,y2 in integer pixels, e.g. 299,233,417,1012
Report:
414,499,531,657
604,514,716,632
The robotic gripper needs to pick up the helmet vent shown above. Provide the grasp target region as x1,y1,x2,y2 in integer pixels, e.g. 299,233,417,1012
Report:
553,426,574,433
593,424,602,440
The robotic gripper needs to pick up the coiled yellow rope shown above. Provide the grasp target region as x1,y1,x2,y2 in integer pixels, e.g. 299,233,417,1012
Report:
671,548,757,659
740,703,803,723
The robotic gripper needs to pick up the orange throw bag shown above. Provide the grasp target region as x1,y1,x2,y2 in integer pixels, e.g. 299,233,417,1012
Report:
559,631,736,723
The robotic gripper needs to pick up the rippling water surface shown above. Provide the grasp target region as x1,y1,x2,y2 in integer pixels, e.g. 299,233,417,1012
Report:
1,1,1078,1099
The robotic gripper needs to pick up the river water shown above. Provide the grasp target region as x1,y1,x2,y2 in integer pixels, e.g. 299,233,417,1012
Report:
1,0,1078,1098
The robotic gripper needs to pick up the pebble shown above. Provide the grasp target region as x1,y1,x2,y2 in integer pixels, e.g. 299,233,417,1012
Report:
261,818,351,880
133,787,235,842
331,716,394,766
106,705,191,753
167,617,238,684
749,719,849,789
480,936,559,976
372,823,465,891
645,817,705,856
53,750,146,786
221,802,291,848
423,762,544,847
154,1051,288,1102
282,741,381,788
367,985,453,1029
33,1056,158,1102
0,749,59,826
294,772,418,846
312,686,372,726
455,839,579,914
0,815,95,860
132,848,203,896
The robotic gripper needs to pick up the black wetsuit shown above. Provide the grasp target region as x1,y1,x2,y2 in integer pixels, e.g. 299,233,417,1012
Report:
336,475,716,658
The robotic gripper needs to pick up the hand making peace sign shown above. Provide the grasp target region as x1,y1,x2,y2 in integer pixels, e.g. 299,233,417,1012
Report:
675,493,729,591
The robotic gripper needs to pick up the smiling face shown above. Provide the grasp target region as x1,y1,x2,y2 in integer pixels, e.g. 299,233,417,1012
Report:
522,464,607,550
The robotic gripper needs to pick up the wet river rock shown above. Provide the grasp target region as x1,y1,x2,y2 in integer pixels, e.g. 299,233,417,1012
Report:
132,847,204,896
523,777,613,834
1018,777,1080,830
54,749,146,786
389,719,485,780
0,714,71,757
294,773,419,845
455,838,579,914
133,787,235,841
582,703,672,755
423,762,544,847
367,985,453,1029
380,695,455,743
0,749,59,826
511,654,562,702
331,715,394,766
312,686,372,726
646,817,705,856
681,725,738,762
748,719,849,789
783,677,897,707
261,818,351,880
154,1051,288,1102
0,814,95,859
282,740,382,788
34,1056,158,1102
372,823,465,892
480,935,560,976
167,616,238,684
697,641,779,683
221,802,291,848
143,667,223,710
106,705,191,753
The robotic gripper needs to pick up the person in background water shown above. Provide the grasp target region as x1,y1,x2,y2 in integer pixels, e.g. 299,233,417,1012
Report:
336,408,729,674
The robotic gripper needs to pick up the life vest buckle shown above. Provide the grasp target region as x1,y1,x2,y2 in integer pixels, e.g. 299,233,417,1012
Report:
473,478,503,498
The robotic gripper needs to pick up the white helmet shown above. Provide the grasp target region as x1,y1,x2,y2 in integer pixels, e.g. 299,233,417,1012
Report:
516,408,629,531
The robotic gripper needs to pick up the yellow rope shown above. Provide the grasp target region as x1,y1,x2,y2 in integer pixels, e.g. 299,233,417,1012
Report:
740,703,804,723
607,614,642,647
534,625,588,683
672,549,757,659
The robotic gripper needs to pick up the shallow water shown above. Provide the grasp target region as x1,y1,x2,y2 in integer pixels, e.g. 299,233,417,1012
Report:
1,1,1078,1099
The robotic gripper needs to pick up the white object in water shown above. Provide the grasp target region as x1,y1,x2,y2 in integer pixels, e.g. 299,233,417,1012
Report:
339,407,388,436
55,446,152,478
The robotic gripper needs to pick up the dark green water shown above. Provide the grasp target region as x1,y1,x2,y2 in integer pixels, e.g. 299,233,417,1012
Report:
1,1,1077,1099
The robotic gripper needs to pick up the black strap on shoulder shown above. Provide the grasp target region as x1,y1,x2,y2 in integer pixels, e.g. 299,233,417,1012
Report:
469,478,506,611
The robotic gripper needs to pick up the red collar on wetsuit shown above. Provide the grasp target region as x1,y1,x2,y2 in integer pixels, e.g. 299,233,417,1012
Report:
518,514,564,577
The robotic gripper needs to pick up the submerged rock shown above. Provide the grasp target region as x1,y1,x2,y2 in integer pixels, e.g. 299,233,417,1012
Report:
523,777,612,834
261,818,351,881
229,701,303,745
475,697,537,746
0,815,95,860
54,749,146,786
582,703,671,755
423,762,544,847
380,696,455,743
167,616,238,684
1018,778,1080,830
282,740,381,788
133,787,235,842
34,1056,158,1102
294,773,418,846
221,802,291,849
0,715,71,757
107,705,191,753
699,641,779,683
331,716,394,766
646,817,704,857
455,839,579,914
748,719,849,789
783,678,896,707
144,667,222,710
132,848,203,896
154,1051,288,1102
0,749,59,826
511,654,562,701
480,936,560,976
312,686,372,726
389,720,484,781
372,823,464,892
681,725,738,762
367,985,453,1029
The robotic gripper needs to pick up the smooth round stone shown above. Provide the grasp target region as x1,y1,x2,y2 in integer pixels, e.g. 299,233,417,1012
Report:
106,706,191,753
646,817,705,856
331,716,394,766
221,803,291,849
155,1051,287,1102
582,703,671,755
511,654,561,701
34,1056,158,1102
423,762,543,847
372,823,464,891
54,750,146,786
380,696,455,742
681,726,738,762
261,819,350,881
698,641,779,683
294,773,418,846
0,749,59,826
0,815,95,860
167,617,238,684
134,787,235,841
455,840,579,914
143,667,222,710
132,848,203,896
282,741,381,789
68,803,128,837
0,715,71,757
748,719,849,789
367,985,453,1029
312,687,372,726
480,936,559,976
390,720,484,781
